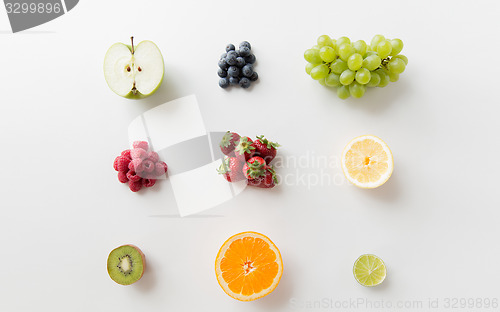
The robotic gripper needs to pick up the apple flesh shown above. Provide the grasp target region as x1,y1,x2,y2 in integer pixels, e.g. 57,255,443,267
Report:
104,37,164,99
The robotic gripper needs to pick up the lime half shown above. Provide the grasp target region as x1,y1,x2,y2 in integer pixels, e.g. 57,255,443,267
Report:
353,254,386,287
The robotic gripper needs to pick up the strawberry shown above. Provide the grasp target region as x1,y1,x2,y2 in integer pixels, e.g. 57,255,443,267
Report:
220,131,241,156
242,156,266,179
247,166,277,188
253,135,280,163
217,155,246,182
234,136,256,160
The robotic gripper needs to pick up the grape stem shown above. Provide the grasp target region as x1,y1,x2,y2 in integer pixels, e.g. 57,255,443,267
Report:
380,57,391,70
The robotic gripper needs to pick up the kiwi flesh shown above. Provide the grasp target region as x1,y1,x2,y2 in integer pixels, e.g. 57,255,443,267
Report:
107,244,146,285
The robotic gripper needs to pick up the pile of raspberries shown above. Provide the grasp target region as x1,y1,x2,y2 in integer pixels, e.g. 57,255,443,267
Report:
113,141,168,192
217,131,280,188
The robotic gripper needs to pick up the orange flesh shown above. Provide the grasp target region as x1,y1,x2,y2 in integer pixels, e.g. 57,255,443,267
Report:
219,237,279,296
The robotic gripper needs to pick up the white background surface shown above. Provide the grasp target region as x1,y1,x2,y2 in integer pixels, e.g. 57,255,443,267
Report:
1,1,500,311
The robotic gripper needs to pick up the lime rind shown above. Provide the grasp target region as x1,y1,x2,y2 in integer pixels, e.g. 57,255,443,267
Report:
353,254,386,287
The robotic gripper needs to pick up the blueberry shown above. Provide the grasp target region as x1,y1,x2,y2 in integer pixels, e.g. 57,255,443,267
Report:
226,54,237,66
227,50,238,58
249,71,258,81
239,77,251,88
242,64,254,77
219,78,229,88
218,68,227,78
229,77,239,85
220,52,227,59
240,41,251,50
226,44,235,52
218,59,228,70
244,54,256,64
239,46,251,57
228,66,240,78
236,57,246,67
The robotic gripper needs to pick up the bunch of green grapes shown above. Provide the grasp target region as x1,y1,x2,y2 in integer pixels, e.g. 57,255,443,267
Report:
304,35,408,99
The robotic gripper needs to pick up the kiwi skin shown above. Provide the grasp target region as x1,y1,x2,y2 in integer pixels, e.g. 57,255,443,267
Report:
107,244,146,285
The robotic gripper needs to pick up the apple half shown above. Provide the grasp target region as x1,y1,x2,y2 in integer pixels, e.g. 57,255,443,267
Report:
104,37,164,99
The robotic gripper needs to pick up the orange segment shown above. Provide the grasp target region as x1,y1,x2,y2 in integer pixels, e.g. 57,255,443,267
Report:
215,232,283,301
341,135,393,188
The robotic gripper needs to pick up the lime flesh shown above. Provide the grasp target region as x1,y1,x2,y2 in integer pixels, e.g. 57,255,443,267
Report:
353,254,386,287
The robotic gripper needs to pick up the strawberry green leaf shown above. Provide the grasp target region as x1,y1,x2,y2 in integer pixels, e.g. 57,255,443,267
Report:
256,135,281,149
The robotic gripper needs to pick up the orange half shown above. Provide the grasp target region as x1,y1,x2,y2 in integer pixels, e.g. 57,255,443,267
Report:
215,231,283,301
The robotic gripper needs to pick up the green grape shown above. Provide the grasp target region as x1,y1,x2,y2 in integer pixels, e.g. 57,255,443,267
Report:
362,55,382,71
337,85,350,99
339,69,355,85
392,54,408,65
347,53,363,71
353,40,368,56
304,49,323,64
370,35,385,50
310,64,330,80
330,59,348,74
387,58,406,74
377,40,392,59
305,63,315,75
317,35,334,47
388,71,399,82
331,39,337,51
325,73,341,87
312,45,320,50
349,82,366,98
366,72,381,87
337,36,351,47
338,43,355,61
365,50,377,57
376,69,390,87
390,39,404,56
317,77,327,86
320,46,336,62
355,68,371,85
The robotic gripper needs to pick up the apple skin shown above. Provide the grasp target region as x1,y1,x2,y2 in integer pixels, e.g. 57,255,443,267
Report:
103,40,164,99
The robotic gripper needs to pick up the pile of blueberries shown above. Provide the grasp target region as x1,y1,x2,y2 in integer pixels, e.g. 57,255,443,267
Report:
218,41,258,89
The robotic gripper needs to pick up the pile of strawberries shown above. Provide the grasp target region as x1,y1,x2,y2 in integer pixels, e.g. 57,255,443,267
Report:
113,141,168,192
217,131,280,188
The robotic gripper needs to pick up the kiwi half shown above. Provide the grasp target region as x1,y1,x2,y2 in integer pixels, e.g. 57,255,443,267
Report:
107,244,146,285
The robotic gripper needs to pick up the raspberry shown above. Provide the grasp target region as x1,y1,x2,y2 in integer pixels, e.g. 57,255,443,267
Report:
147,151,159,163
121,149,131,159
133,141,149,151
129,180,143,192
115,156,131,172
130,148,148,160
115,144,167,192
117,171,129,183
137,170,153,179
129,158,144,172
143,179,156,188
142,160,155,173
160,161,168,173
113,156,119,171
154,162,168,176
126,170,142,182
